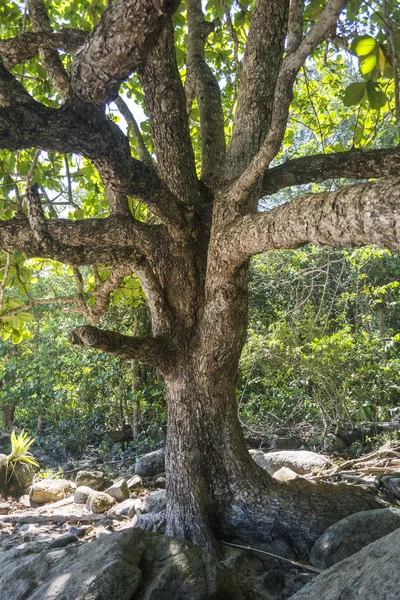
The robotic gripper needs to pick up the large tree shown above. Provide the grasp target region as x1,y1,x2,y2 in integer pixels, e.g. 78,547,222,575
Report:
1,0,400,557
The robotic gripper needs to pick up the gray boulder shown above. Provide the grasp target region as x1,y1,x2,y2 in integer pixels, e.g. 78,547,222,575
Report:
310,507,400,569
292,527,400,600
252,450,330,475
74,486,94,504
0,528,243,600
135,448,165,477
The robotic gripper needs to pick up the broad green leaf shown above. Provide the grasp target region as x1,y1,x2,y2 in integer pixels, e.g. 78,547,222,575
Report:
343,82,366,106
360,53,377,76
366,84,388,110
351,35,377,57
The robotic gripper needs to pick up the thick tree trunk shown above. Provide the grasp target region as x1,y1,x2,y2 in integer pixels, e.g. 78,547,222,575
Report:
163,349,381,559
2,403,16,431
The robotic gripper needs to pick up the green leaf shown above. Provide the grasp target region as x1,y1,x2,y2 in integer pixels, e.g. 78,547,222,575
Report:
343,82,366,106
351,35,377,57
359,53,377,76
366,84,388,110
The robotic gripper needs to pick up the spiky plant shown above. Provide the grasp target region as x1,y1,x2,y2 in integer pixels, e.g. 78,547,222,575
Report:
5,430,40,484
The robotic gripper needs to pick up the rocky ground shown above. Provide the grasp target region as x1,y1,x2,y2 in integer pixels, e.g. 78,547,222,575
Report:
1,429,400,599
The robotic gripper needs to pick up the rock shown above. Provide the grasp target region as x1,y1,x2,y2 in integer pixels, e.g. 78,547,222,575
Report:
153,476,166,488
310,507,400,569
18,495,39,509
105,479,129,502
0,502,11,514
135,448,165,477
86,491,116,514
380,474,400,500
7,461,36,496
61,461,77,476
272,467,298,482
291,527,400,600
0,430,10,452
0,528,243,600
323,434,347,452
48,534,79,549
141,490,166,515
111,498,139,518
75,470,105,490
74,486,95,504
271,436,301,451
251,450,330,476
126,475,144,492
70,525,94,538
30,480,76,504
0,454,7,498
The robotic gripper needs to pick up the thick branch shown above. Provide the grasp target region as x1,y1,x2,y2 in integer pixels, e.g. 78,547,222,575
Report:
70,0,179,106
186,0,226,187
0,29,87,68
89,264,138,323
225,0,289,184
69,325,173,371
26,0,70,98
138,24,198,203
227,0,347,206
262,147,400,195
223,178,400,269
0,214,161,259
287,0,304,54
0,92,185,231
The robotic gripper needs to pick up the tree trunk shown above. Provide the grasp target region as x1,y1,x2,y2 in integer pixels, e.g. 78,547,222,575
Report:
2,403,16,431
163,351,381,559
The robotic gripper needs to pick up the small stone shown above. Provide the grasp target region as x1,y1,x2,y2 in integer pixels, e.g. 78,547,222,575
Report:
272,467,298,482
323,433,348,452
0,502,11,515
105,479,129,502
75,470,105,491
153,476,166,489
111,498,138,518
74,485,95,504
126,475,144,492
86,491,116,514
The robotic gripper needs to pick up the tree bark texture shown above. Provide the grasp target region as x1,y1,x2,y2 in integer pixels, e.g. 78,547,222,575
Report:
0,0,399,557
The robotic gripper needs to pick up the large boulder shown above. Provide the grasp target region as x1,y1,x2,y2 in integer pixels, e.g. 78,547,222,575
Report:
75,470,105,490
7,461,36,496
0,528,243,600
30,480,76,504
251,450,330,476
135,448,165,477
292,527,400,600
310,507,400,569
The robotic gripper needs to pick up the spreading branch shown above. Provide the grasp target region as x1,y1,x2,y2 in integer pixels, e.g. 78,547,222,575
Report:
0,214,163,265
186,0,226,187
26,0,70,99
0,79,185,232
226,0,347,206
262,147,400,195
0,29,87,69
222,177,400,270
69,0,180,106
138,24,198,203
69,325,174,371
0,296,78,317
